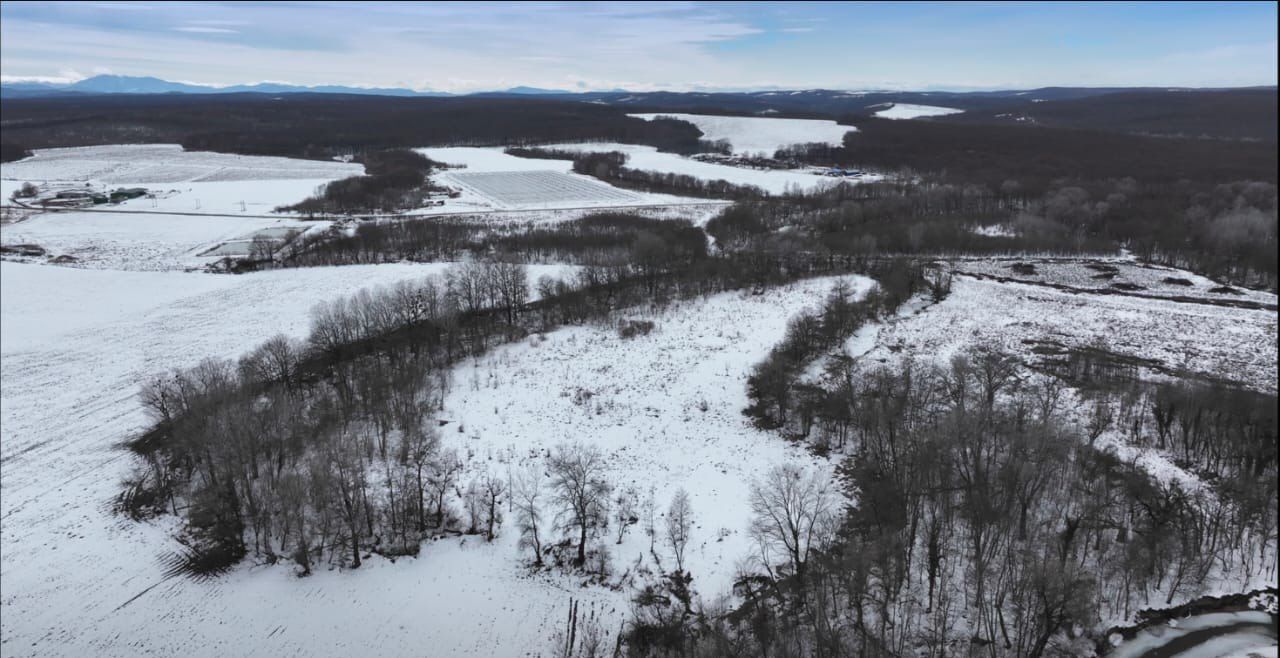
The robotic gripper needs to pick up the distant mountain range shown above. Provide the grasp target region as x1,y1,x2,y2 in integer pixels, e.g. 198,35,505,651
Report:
0,75,605,98
4,74,1272,102
4,75,1274,141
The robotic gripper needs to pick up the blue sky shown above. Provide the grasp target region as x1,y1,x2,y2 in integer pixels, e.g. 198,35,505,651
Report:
1,1,1275,92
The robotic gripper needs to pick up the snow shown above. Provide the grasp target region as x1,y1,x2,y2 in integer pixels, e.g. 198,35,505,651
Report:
628,113,853,155
950,258,1279,308
828,262,1276,500
860,274,1277,393
545,143,854,194
1222,647,1278,658
2,145,360,215
0,260,580,658
441,277,862,600
1093,427,1211,493
1107,612,1276,658
418,147,574,173
873,103,964,120
970,224,1017,238
0,259,856,657
442,170,643,209
1,211,319,271
417,147,712,212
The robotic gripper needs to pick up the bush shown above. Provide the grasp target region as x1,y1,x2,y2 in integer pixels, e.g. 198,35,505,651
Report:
618,319,655,339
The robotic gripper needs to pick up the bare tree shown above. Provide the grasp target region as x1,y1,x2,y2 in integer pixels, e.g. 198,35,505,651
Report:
614,486,637,544
748,463,833,578
427,448,462,528
482,471,507,541
249,235,276,264
665,488,693,573
642,485,657,555
514,469,546,566
490,260,528,325
547,443,612,566
464,478,484,535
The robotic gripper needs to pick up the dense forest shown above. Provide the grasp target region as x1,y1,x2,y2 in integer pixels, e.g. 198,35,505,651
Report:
769,125,1278,288
0,94,710,160
945,88,1279,142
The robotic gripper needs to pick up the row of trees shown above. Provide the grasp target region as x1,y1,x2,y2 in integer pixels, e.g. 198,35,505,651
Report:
698,176,1276,288
262,212,707,272
744,261,947,434
126,248,903,575
508,147,770,200
279,149,443,215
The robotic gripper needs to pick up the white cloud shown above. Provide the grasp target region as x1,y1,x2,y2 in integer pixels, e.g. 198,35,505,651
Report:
174,26,239,34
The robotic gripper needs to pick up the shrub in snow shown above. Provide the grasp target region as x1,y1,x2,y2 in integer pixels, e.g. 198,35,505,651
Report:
618,319,656,339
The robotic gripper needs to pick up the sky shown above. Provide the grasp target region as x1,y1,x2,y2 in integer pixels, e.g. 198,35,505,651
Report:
1,1,1276,92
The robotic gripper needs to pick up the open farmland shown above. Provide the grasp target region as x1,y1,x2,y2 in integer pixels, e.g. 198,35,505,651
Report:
871,103,965,119
545,142,865,193
0,211,317,271
2,145,359,215
443,170,643,208
1,145,360,183
855,270,1277,392
0,261,850,657
416,146,713,212
628,112,853,155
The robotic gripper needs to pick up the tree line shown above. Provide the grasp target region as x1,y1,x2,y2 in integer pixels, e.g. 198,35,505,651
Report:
279,149,443,215
508,147,771,200
252,212,707,273
702,176,1276,289
122,250,902,577
0,95,713,160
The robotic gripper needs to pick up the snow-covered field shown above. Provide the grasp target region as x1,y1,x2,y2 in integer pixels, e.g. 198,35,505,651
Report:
405,203,730,228
872,103,964,119
418,146,707,212
950,258,1279,307
0,260,582,658
1,211,319,271
2,145,360,215
444,170,643,209
0,256,856,657
546,143,849,194
859,275,1277,392
629,113,853,155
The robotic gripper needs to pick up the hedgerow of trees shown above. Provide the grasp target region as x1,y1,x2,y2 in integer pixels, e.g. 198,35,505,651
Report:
123,244,899,576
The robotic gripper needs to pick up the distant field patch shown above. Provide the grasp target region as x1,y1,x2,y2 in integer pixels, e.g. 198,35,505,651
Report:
872,103,964,120
443,170,642,208
629,112,853,155
2,144,360,184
